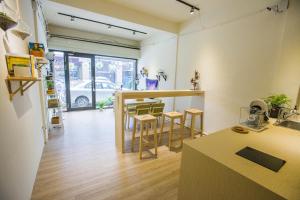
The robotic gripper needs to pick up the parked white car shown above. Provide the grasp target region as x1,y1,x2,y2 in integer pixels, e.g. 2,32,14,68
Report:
70,80,118,107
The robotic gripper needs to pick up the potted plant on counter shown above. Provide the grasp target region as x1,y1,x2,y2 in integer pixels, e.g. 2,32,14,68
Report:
264,94,291,118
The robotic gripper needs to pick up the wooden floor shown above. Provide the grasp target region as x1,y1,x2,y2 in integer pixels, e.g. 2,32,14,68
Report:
31,109,197,200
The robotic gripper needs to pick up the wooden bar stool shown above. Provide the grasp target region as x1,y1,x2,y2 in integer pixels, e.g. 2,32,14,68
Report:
160,112,184,150
184,108,204,139
125,104,151,129
131,114,158,159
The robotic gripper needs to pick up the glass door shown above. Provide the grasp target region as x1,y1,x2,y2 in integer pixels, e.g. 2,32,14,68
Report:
52,51,67,111
66,53,95,110
95,56,137,108
51,51,137,111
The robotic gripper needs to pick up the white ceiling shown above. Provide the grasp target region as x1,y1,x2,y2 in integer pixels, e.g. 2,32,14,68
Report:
42,0,279,41
42,1,173,41
110,0,202,23
110,0,278,23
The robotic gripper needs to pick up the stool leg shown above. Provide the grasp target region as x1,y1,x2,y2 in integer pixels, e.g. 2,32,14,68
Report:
183,111,187,127
169,118,174,150
139,122,144,160
153,120,158,157
180,116,184,147
191,115,195,139
159,115,165,144
156,118,160,134
131,118,137,152
124,113,127,129
200,112,204,136
127,115,130,129
146,122,149,138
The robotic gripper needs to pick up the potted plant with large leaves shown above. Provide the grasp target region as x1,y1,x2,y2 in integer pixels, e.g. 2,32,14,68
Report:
264,94,291,118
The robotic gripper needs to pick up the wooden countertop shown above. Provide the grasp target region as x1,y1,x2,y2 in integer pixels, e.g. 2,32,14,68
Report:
116,90,204,99
184,122,300,199
125,98,161,105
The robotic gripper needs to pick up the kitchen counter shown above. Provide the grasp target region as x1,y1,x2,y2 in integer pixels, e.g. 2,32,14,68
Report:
178,122,300,200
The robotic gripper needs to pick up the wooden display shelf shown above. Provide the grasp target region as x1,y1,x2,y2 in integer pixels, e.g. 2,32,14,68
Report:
12,29,31,40
0,13,17,31
35,57,48,70
6,76,41,101
48,106,60,109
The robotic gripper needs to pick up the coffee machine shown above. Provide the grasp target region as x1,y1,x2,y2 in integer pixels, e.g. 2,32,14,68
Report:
240,99,269,131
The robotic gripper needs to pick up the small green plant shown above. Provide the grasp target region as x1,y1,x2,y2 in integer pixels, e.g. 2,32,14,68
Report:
97,97,114,110
106,97,113,106
264,94,291,118
264,94,291,108
97,99,107,110
46,81,54,89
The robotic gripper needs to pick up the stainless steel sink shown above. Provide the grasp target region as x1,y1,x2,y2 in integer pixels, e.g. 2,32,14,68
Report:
278,120,300,131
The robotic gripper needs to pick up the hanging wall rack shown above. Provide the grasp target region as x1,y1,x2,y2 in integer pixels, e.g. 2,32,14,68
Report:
6,76,41,101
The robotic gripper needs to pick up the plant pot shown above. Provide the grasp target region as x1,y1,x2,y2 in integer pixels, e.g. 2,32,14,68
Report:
269,107,281,118
51,116,60,124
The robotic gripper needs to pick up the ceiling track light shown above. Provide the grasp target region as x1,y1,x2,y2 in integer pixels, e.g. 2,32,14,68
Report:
58,12,147,35
190,7,195,14
176,0,200,14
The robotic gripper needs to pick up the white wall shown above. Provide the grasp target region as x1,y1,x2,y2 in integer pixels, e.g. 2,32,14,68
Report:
0,0,47,199
138,33,178,111
271,0,300,107
48,25,140,59
175,5,289,133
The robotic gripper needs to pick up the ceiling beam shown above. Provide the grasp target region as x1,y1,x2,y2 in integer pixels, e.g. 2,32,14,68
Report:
50,0,179,33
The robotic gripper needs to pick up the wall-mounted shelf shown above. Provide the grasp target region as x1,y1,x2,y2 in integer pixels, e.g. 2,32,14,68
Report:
0,13,17,31
6,76,41,101
12,19,31,40
35,57,48,70
12,29,30,40
0,0,18,31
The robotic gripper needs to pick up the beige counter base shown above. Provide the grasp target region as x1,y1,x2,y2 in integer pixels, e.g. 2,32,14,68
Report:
178,123,300,200
178,144,285,200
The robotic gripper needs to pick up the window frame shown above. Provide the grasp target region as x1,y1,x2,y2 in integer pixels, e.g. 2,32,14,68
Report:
49,49,138,111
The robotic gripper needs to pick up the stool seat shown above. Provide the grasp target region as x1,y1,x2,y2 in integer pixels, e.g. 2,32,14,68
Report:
164,111,183,118
134,114,156,121
160,111,184,150
184,108,204,139
185,108,203,114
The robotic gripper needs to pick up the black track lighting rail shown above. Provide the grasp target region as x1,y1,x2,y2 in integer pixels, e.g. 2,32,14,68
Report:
176,0,200,11
57,12,147,35
49,34,141,50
